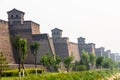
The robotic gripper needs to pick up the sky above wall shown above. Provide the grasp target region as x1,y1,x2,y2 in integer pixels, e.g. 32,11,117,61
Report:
0,0,120,53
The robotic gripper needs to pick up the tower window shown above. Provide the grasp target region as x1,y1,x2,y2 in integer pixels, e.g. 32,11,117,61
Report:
16,15,18,18
11,15,14,18
53,32,56,34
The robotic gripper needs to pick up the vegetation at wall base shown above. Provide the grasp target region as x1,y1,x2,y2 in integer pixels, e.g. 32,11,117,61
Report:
1,68,44,77
0,52,9,79
1,69,120,80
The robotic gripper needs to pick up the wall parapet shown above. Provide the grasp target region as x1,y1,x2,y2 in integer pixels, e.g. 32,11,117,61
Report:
0,19,8,25
24,20,39,26
32,34,49,40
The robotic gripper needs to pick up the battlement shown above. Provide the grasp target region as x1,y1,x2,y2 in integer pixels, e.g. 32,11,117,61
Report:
70,42,77,45
53,37,69,43
88,43,95,45
24,21,39,26
32,34,49,40
0,19,8,25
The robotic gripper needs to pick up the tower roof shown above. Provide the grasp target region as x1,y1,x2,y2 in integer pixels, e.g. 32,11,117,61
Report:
78,37,85,39
7,8,25,14
51,28,63,32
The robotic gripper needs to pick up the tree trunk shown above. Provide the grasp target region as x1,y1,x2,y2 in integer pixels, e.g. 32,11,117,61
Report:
0,58,2,79
67,67,69,72
44,66,47,72
0,69,1,79
21,62,25,77
35,56,37,75
67,65,70,72
18,59,21,80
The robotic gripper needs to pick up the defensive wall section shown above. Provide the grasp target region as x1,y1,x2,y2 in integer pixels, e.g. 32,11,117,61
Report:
32,34,55,63
53,37,70,60
69,42,80,62
0,20,15,63
0,9,83,64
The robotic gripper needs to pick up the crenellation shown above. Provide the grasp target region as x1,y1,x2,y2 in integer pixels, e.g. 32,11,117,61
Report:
32,34,49,40
31,21,39,27
0,19,8,25
54,38,69,43
23,21,31,24
78,37,96,55
24,21,39,26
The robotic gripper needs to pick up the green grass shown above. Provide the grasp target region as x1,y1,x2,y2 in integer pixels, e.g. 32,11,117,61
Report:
1,69,120,80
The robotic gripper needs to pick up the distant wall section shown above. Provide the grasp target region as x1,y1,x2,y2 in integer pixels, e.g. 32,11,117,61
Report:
69,42,80,62
33,34,55,63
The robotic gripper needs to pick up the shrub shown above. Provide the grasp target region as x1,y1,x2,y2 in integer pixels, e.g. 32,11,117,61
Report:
2,68,44,77
76,65,87,71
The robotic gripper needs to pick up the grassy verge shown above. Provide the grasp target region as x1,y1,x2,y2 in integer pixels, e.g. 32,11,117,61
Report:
1,68,120,80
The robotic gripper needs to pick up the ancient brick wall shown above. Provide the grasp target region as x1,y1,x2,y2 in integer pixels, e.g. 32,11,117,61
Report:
69,42,80,62
0,20,15,63
32,34,55,63
9,21,35,64
31,21,40,34
9,20,55,64
53,38,70,60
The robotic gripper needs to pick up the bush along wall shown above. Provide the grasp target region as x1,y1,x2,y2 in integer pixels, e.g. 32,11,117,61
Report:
2,68,44,77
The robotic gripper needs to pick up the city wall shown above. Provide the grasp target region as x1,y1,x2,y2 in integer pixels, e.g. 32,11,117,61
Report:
0,20,15,63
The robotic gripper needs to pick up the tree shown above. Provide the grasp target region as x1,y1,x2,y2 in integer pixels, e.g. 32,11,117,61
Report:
89,52,96,69
40,54,50,71
96,56,104,69
30,41,40,75
40,53,61,72
80,50,89,69
52,55,61,71
102,58,113,68
72,61,80,71
117,62,120,68
11,35,22,79
64,56,73,72
19,38,27,77
0,52,8,79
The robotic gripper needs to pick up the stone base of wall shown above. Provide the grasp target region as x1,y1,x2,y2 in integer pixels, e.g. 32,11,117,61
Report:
8,64,43,69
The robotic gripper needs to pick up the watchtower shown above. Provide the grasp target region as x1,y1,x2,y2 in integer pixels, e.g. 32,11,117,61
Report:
7,8,25,25
78,37,85,45
51,28,63,39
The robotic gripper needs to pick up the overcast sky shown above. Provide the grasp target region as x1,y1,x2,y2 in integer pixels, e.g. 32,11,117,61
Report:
0,0,120,53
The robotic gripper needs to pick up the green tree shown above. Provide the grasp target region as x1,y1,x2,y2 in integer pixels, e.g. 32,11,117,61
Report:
20,38,27,77
0,52,8,79
80,50,89,69
52,55,61,71
117,62,120,68
72,61,80,71
40,53,53,71
89,52,96,69
64,56,73,72
40,53,61,72
30,41,40,75
11,35,22,79
96,56,104,69
102,58,113,68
